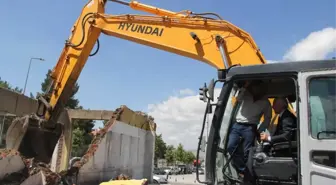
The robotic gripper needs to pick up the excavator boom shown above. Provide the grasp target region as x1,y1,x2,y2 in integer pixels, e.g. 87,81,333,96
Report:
6,0,266,164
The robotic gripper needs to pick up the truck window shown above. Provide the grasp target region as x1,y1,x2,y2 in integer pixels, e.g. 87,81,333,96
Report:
216,85,240,181
308,76,336,139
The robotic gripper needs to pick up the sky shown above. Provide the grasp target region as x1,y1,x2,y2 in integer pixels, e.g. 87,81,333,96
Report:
0,0,335,150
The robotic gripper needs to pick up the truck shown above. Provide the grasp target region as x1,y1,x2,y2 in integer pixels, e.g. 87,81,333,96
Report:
196,59,336,185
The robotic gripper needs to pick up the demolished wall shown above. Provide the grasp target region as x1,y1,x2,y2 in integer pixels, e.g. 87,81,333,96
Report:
0,105,156,185
73,105,156,184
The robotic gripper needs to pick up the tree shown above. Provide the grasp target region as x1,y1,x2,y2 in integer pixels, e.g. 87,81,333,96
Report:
184,151,196,163
29,92,35,99
175,143,186,163
0,77,23,93
71,127,86,156
154,134,167,163
39,69,95,157
165,145,176,165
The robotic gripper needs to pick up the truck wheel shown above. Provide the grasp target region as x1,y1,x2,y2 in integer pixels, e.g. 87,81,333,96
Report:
153,179,159,184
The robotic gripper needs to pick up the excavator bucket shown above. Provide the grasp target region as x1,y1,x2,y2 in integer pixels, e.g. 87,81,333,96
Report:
5,114,62,163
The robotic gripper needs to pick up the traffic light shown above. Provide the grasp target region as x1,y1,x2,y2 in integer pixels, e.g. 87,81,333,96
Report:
199,83,208,102
193,159,201,167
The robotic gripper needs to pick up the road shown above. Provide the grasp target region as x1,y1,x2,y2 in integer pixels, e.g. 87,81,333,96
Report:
154,173,205,185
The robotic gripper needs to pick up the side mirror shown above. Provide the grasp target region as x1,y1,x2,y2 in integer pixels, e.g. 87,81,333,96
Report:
199,79,216,103
199,83,208,102
207,79,215,101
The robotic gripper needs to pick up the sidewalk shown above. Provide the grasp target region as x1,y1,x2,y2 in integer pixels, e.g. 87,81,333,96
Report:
167,174,205,184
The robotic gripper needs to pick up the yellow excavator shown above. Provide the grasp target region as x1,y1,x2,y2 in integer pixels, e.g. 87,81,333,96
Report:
6,0,334,185
6,0,266,164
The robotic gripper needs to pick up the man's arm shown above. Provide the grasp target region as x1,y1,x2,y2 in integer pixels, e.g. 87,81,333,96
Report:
270,116,295,143
258,100,272,132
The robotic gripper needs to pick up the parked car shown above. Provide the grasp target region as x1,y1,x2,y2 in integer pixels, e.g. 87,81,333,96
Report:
153,167,166,175
198,168,204,175
153,174,168,184
169,167,180,175
161,167,171,175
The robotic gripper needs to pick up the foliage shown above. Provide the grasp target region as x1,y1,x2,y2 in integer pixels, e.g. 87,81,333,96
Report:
175,143,186,163
163,143,196,165
71,127,86,156
164,145,176,164
154,134,167,163
184,151,196,163
0,77,23,93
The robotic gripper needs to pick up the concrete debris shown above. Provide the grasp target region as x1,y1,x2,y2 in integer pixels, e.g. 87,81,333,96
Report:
1,105,155,185
0,149,63,185
0,149,29,185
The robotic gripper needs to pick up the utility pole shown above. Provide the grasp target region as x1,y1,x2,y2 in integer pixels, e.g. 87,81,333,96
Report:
23,57,45,95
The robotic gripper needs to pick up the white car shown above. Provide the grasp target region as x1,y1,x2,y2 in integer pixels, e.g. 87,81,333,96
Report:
153,174,168,184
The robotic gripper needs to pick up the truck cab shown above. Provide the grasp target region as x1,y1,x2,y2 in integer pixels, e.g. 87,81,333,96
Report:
198,59,336,185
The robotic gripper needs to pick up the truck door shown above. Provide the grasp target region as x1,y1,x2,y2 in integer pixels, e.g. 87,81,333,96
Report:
298,69,336,185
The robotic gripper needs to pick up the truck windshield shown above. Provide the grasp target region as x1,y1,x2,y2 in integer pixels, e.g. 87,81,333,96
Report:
214,83,240,182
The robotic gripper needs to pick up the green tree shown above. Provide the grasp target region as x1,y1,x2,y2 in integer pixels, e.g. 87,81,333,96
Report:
175,143,186,163
29,92,35,99
71,127,86,156
0,77,23,93
155,134,167,163
39,69,95,157
165,145,176,165
184,151,196,163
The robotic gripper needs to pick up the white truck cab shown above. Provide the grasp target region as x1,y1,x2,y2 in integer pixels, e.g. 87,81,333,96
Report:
196,59,336,185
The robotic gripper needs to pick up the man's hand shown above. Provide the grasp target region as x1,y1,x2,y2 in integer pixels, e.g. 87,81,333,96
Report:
260,132,270,141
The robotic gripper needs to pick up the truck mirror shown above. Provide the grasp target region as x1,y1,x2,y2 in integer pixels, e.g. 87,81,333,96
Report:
207,79,215,101
199,83,208,102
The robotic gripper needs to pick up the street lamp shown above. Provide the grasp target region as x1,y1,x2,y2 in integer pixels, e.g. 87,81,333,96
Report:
23,57,45,95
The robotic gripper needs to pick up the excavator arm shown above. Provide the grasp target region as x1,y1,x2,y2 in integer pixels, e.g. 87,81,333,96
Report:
46,0,266,124
6,0,266,163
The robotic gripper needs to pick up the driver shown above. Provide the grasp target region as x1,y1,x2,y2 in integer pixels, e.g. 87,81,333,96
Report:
227,80,272,180
260,97,297,144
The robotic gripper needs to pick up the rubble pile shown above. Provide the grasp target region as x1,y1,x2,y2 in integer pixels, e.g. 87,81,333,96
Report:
0,149,29,185
0,149,64,185
28,162,62,185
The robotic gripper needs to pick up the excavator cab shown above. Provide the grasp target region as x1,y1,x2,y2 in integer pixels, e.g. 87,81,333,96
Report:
196,59,336,185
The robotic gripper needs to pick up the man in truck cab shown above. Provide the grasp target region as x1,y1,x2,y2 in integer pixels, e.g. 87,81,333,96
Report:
227,80,272,180
260,97,297,145
243,97,298,184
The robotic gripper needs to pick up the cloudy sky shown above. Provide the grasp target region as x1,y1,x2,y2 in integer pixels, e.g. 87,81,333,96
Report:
0,0,335,150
